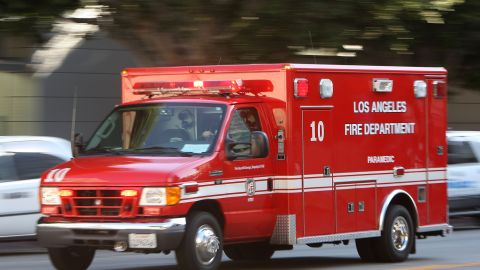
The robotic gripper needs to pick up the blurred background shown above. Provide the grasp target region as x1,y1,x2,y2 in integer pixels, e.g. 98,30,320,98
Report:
0,0,479,139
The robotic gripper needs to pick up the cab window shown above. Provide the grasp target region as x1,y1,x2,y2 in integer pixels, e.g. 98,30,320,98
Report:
0,152,66,182
0,153,17,182
447,140,478,164
84,103,226,156
226,107,264,158
14,153,66,180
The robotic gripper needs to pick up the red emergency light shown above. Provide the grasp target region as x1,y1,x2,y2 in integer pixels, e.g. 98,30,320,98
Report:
294,78,308,98
132,79,273,96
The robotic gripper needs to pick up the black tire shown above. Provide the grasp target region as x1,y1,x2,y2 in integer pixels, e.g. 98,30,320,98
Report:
224,242,275,261
374,205,414,262
223,245,243,261
47,247,95,270
355,238,378,262
176,212,223,270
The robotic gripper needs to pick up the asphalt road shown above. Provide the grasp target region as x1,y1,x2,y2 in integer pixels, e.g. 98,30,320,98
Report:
1,219,479,270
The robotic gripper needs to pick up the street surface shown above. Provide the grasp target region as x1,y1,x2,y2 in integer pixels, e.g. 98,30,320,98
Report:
1,218,479,270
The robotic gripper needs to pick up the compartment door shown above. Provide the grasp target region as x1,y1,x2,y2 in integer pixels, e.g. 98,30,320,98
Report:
427,79,448,224
302,109,334,237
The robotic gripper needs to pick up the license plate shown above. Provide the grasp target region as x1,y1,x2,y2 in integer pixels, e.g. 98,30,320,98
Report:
128,233,157,249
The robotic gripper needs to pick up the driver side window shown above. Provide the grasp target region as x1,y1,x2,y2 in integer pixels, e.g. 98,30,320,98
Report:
226,107,262,158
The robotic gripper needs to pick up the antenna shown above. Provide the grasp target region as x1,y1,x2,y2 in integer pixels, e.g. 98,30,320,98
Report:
308,30,317,64
70,87,78,156
217,57,222,65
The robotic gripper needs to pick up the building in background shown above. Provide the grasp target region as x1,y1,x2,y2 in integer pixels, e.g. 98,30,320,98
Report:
0,62,40,135
1,2,479,140
0,5,139,140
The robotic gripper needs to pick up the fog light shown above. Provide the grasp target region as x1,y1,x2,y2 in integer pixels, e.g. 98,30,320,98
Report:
113,241,128,252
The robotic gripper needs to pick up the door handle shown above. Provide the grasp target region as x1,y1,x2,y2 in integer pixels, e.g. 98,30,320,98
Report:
2,192,31,199
267,178,274,192
347,202,355,213
323,166,331,176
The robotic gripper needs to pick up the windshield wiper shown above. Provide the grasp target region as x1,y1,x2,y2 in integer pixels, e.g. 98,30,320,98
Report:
132,146,194,156
82,147,126,156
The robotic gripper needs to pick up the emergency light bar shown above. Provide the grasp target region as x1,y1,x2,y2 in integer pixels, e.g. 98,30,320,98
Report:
132,79,273,96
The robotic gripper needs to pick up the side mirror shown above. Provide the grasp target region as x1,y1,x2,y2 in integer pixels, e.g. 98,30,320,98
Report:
225,131,269,160
251,131,269,158
225,138,251,160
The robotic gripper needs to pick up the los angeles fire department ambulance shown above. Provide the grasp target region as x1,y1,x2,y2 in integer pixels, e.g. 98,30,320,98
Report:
37,64,451,270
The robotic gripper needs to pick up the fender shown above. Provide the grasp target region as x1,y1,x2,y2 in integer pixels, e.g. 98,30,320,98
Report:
378,189,419,231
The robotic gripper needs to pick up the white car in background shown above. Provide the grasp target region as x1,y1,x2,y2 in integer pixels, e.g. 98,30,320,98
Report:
447,131,480,217
0,136,71,240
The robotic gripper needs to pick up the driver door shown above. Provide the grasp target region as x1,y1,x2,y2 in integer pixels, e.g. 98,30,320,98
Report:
222,105,275,240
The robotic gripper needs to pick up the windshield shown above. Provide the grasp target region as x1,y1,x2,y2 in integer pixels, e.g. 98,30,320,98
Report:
84,103,226,156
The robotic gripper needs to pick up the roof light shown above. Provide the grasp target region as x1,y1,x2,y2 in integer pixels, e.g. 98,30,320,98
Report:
193,80,204,88
414,80,427,98
294,78,308,98
132,79,273,96
319,79,334,99
373,79,393,93
433,81,446,98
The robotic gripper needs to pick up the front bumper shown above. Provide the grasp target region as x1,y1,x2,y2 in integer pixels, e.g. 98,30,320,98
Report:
37,218,186,251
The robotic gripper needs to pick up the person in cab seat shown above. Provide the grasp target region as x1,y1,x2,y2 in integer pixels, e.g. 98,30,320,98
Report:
227,108,261,156
163,110,193,143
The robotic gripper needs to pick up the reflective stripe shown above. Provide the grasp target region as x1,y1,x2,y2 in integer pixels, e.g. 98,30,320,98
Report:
179,167,447,203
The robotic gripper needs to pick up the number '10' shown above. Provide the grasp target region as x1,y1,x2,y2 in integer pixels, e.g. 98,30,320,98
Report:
310,121,325,142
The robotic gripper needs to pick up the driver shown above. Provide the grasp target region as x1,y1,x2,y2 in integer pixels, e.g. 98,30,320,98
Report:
178,110,194,129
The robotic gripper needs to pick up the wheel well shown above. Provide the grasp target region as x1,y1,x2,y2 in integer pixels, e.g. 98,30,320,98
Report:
188,200,225,229
388,194,418,229
380,190,419,231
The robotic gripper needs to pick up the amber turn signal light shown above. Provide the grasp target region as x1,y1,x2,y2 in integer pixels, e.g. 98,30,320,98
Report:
121,190,138,197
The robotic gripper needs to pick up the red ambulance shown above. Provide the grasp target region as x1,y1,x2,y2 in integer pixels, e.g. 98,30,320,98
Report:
37,64,451,270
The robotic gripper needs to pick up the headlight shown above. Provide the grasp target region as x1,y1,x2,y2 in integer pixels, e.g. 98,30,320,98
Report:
41,187,61,205
140,187,181,206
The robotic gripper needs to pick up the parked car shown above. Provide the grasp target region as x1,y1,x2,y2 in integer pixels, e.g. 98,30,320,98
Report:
0,136,71,240
447,131,480,217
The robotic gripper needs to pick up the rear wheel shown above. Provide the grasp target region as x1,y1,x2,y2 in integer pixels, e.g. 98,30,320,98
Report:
176,212,223,270
374,205,414,262
48,247,95,270
224,241,275,261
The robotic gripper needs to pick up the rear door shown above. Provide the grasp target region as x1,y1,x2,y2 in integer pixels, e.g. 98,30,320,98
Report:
0,152,39,238
302,109,334,236
427,79,448,224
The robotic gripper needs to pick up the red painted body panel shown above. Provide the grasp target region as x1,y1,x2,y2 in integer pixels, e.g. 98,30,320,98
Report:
40,64,448,244
302,109,335,236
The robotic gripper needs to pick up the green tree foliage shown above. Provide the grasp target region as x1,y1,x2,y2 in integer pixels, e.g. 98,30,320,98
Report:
99,0,477,88
1,0,479,89
0,0,80,42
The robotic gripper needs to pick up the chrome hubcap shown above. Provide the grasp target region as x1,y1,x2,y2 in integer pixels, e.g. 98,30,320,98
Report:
195,224,220,265
391,216,409,251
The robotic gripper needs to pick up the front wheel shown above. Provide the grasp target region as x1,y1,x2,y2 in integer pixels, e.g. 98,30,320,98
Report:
374,205,414,262
48,247,95,270
176,212,223,270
